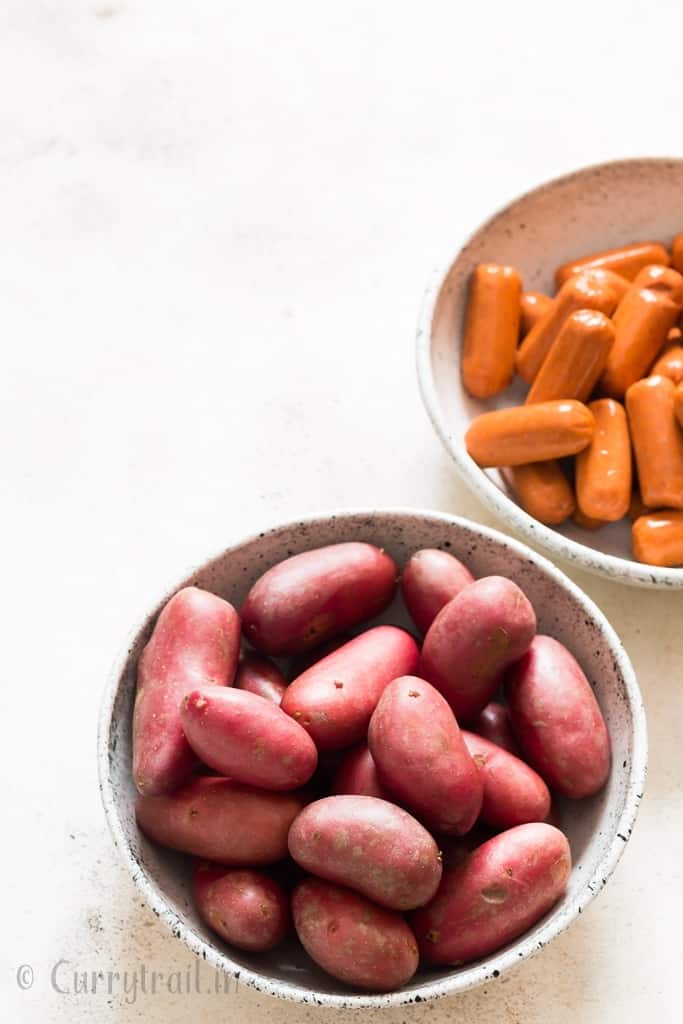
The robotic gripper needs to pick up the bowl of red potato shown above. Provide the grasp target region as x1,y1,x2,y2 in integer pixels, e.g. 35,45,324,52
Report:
98,509,646,1007
417,157,683,586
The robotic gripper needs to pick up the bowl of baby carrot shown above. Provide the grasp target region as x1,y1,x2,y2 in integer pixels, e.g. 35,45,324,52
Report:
417,157,683,587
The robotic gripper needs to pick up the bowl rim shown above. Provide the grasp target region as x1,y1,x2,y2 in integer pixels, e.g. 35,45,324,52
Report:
97,507,648,1008
416,155,683,589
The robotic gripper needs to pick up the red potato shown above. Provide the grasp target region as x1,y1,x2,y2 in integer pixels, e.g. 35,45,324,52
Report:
241,543,397,656
400,549,475,633
136,777,304,865
505,635,611,799
462,730,551,829
234,652,287,705
411,823,571,965
288,795,442,910
368,677,483,836
180,687,318,790
418,576,537,722
331,744,388,800
281,626,419,750
470,701,521,757
292,879,418,991
193,862,289,951
133,587,241,796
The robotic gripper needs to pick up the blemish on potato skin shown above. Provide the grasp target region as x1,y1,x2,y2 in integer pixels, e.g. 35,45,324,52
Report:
425,929,440,943
408,690,421,698
334,680,344,689
481,883,508,903
550,854,571,885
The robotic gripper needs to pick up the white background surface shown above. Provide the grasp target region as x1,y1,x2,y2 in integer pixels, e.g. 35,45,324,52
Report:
2,2,682,1021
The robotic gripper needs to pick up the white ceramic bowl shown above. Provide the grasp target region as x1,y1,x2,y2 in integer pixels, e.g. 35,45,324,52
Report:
98,509,647,1008
417,157,683,588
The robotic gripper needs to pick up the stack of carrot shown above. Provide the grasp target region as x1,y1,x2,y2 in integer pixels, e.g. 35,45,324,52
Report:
462,238,683,567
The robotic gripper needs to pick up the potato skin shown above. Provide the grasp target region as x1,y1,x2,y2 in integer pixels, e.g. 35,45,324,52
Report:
281,626,419,750
133,587,241,796
462,730,551,829
368,676,483,836
400,549,474,633
136,777,304,864
241,543,397,656
470,701,521,756
292,878,419,991
180,686,318,790
505,635,611,798
234,653,287,705
418,576,536,722
193,862,290,951
411,823,571,964
331,744,388,800
288,795,442,910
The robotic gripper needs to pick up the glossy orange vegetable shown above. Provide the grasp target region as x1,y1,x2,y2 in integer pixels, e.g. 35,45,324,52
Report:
465,400,594,467
632,511,683,566
651,341,683,384
516,269,627,383
520,291,552,336
462,264,522,398
676,381,683,429
507,461,575,525
575,399,631,522
672,233,683,274
526,309,615,405
600,265,683,398
625,375,683,509
555,241,669,288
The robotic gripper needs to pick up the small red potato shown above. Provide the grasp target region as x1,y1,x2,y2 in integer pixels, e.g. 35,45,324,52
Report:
241,543,397,655
331,744,388,800
368,677,483,836
281,626,419,750
136,777,304,865
193,862,289,951
234,652,287,705
418,576,536,722
470,701,521,756
400,548,475,633
133,587,241,796
505,635,611,799
180,687,318,790
292,878,419,991
462,730,551,829
411,823,571,964
288,795,442,910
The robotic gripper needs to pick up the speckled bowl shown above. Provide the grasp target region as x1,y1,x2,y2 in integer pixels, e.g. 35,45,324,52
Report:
98,509,647,1008
417,157,683,587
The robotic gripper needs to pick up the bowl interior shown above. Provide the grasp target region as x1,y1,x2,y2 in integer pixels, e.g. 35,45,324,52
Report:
100,510,645,1007
419,157,683,586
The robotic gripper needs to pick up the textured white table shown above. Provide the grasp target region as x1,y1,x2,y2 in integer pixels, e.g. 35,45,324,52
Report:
3,2,682,1020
